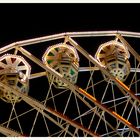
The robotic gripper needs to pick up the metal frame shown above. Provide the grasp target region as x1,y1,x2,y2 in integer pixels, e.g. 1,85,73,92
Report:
1,30,140,136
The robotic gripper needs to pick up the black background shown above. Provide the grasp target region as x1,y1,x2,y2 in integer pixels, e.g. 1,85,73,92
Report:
0,3,140,46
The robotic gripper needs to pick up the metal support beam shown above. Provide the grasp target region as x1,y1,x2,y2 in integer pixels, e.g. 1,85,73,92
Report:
0,125,22,137
1,30,140,136
17,47,140,135
0,81,99,137
1,30,140,55
28,67,140,80
79,67,140,73
67,36,140,105
117,34,140,64
30,72,47,79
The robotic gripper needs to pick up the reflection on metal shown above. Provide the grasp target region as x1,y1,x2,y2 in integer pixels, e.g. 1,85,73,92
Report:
95,40,130,82
42,43,79,89
0,54,31,103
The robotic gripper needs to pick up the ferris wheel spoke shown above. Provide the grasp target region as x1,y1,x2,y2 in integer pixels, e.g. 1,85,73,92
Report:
49,87,60,123
58,129,65,136
73,94,87,136
131,79,140,86
59,91,73,125
85,69,95,97
29,111,39,136
120,100,137,136
5,57,12,65
86,72,96,97
100,81,110,103
63,124,71,136
78,91,129,136
88,62,96,96
103,96,128,107
102,114,113,136
50,129,64,136
1,89,69,128
11,103,23,134
50,90,61,122
6,102,16,128
42,114,50,135
2,49,137,136
73,93,121,136
115,97,132,130
13,58,22,66
95,111,104,133
74,93,84,126
77,87,140,135
127,131,132,136
131,131,135,137
50,48,58,55
47,89,69,102
44,75,61,126
5,101,23,134
40,110,74,136
1,106,35,126
134,58,138,98
110,82,120,127
0,89,127,137
86,79,105,91
49,89,57,111
83,108,97,137
85,69,94,91
111,82,118,113
68,36,140,106
62,92,72,114
116,83,140,114
44,75,55,105
29,110,51,136
129,62,140,89
134,104,139,126
0,81,99,136
102,111,122,136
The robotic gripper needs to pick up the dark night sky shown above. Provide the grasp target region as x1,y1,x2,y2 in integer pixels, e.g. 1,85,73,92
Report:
0,4,140,46
0,3,140,136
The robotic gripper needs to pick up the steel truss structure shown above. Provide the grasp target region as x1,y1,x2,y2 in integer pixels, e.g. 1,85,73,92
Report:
0,31,140,136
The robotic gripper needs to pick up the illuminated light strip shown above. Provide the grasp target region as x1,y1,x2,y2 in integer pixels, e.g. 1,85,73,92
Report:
47,107,99,137
77,87,140,135
112,111,131,125
115,78,130,91
114,77,140,105
79,88,96,102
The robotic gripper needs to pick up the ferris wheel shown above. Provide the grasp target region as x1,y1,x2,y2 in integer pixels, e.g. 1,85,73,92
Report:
0,30,140,136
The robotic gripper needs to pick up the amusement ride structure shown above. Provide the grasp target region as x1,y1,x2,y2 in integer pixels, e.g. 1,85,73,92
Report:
0,31,140,136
